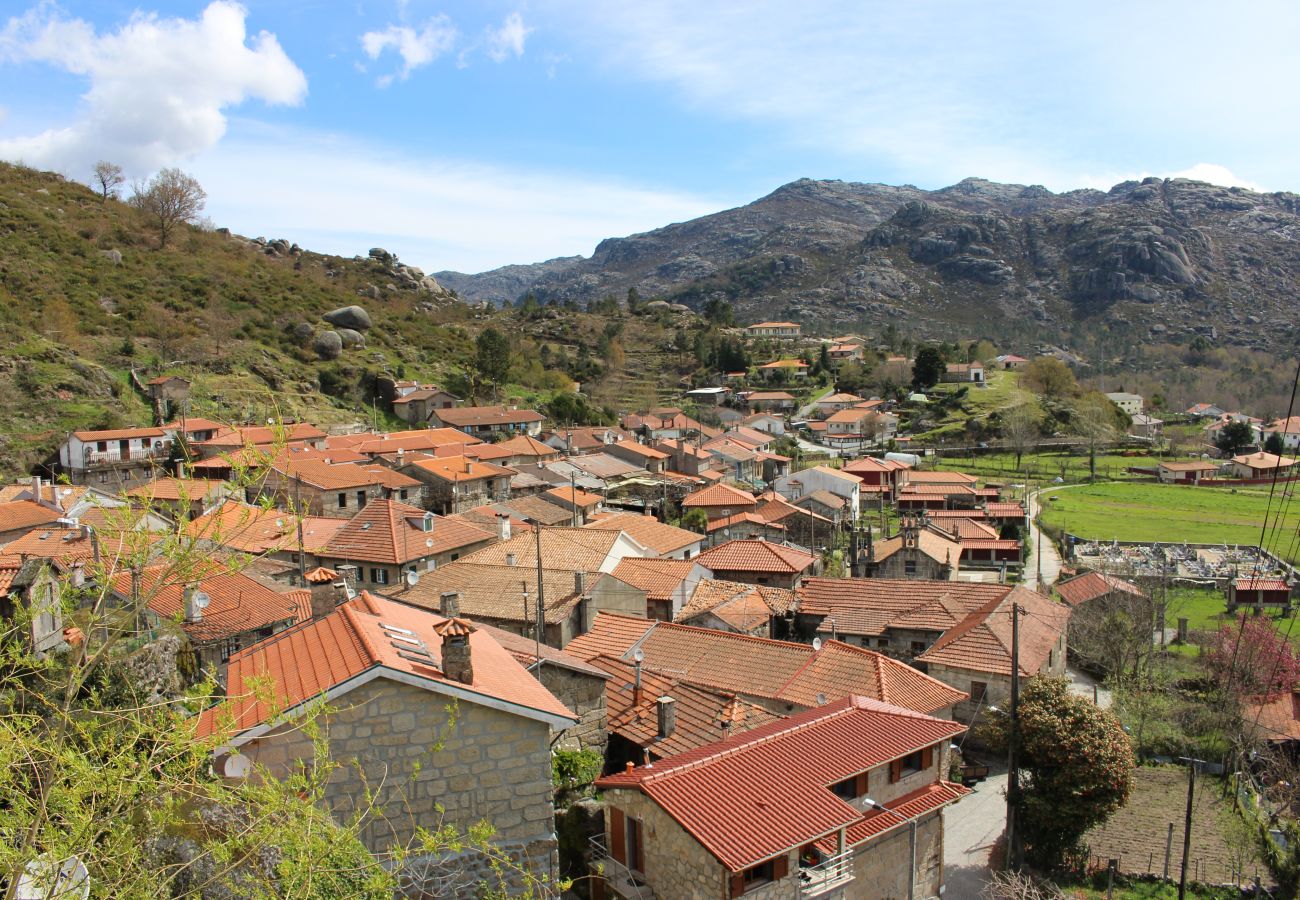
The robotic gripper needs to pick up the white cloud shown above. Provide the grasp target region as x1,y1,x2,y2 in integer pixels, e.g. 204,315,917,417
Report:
190,122,724,273
360,16,457,84
485,12,530,62
0,2,306,178
1168,164,1265,192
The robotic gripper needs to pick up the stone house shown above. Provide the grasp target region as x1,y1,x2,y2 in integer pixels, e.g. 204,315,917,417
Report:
429,405,546,438
651,438,718,478
542,485,604,525
861,520,961,580
916,587,1070,725
744,321,801,339
184,501,345,573
195,423,328,458
592,696,967,899
680,483,759,522
694,539,819,589
706,511,787,547
126,476,233,522
400,455,514,513
315,498,496,590
256,458,387,519
198,592,576,877
773,465,861,521
942,361,985,384
390,386,461,424
0,558,71,657
114,561,304,671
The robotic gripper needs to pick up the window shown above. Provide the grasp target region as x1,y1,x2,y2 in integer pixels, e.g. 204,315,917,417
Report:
337,493,347,509
904,560,917,576
220,637,241,662
970,681,987,703
730,856,789,895
399,489,409,501
876,638,889,648
830,772,868,800
96,441,108,452
98,472,109,484
910,641,926,654
625,816,646,875
371,568,389,585
889,747,931,782
356,490,367,509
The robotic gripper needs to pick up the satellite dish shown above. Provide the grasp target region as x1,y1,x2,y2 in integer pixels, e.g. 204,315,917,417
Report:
425,538,434,548
404,570,420,587
812,637,822,651
15,855,89,900
275,519,284,529
192,591,211,611
633,648,645,663
223,753,252,779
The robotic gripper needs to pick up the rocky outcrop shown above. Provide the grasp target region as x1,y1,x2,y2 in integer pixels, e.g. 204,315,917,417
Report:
313,330,343,360
323,306,371,331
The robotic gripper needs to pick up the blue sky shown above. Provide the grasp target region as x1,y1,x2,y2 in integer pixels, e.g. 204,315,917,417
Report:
3,1,1298,273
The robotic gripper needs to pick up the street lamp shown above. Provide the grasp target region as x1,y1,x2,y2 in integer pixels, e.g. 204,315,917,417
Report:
863,798,917,900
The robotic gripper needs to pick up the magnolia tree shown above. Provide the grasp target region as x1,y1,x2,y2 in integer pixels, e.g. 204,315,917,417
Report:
981,677,1135,868
1209,615,1300,702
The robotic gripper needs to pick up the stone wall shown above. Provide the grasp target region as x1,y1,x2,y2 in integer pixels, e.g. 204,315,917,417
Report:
538,664,607,752
239,677,557,862
927,662,1010,726
601,788,726,898
849,811,944,899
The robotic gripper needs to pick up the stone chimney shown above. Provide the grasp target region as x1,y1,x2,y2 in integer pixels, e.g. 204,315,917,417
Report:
436,617,475,684
656,696,677,739
574,571,586,596
439,590,461,618
304,567,339,619
182,583,205,623
30,475,43,507
497,513,511,541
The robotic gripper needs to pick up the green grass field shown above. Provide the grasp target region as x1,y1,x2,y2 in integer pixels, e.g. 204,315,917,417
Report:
1039,482,1300,562
936,450,1181,486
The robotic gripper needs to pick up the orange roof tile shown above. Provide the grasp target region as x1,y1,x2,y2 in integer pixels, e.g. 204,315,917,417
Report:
595,696,965,871
695,539,817,575
406,455,514,483
322,499,494,565
185,502,345,555
917,587,1069,677
611,557,699,601
202,423,326,447
71,426,167,441
1055,571,1146,607
435,405,545,428
0,500,62,535
270,458,385,490
586,512,702,555
494,435,561,458
544,485,603,508
125,477,227,502
681,483,758,509
198,592,575,739
462,527,630,572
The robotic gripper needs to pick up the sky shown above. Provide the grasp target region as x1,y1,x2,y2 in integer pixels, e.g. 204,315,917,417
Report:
2,1,1299,274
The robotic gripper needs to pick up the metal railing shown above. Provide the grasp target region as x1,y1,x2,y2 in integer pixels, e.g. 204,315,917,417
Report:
82,447,167,465
587,834,654,899
798,849,854,897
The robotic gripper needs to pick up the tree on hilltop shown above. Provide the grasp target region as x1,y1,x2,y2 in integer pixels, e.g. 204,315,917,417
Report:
92,160,124,201
910,346,945,391
130,168,206,248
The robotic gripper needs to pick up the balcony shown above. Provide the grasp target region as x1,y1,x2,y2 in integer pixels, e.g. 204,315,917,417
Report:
588,835,654,900
798,849,854,897
82,447,167,467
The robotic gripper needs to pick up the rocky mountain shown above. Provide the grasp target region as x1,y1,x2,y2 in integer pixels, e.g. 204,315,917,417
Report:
440,176,1300,353
434,256,583,305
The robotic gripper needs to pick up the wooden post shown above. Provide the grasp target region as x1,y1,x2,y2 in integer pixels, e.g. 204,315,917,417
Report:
1106,859,1118,899
1164,821,1174,880
1006,602,1022,869
1178,758,1202,900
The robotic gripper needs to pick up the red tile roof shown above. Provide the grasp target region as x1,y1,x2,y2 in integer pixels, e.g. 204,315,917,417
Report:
798,577,1012,638
271,458,385,490
545,485,604,508
916,586,1069,677
113,561,304,645
322,499,493,565
1055,571,1146,607
695,539,817,576
0,500,62,535
1244,691,1300,743
202,423,326,447
586,512,702,555
595,696,966,870
706,511,784,533
565,612,965,714
611,557,699,601
406,455,514,483
186,502,345,555
681,483,758,509
198,591,575,739
125,477,227,502
1236,579,1290,592
435,405,545,428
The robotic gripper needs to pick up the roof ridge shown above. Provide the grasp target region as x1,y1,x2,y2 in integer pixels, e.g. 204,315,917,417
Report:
339,598,383,665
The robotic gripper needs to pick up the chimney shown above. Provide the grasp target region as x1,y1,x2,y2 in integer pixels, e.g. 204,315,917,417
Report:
439,590,461,618
31,475,42,507
656,696,677,739
497,513,511,541
305,567,339,618
506,553,518,567
182,583,204,623
574,571,586,596
437,618,475,684
466,461,474,476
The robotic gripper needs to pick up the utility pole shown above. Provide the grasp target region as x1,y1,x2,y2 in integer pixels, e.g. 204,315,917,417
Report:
569,472,578,527
1006,601,1022,869
1177,757,1205,900
534,521,546,655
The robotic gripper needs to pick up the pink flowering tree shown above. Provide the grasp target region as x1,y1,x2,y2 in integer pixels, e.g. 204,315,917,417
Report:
1208,615,1300,701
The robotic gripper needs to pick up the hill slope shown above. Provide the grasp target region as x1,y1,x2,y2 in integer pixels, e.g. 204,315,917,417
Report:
440,175,1300,355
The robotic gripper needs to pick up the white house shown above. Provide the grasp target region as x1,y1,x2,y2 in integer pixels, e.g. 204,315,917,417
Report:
1264,417,1300,451
1105,392,1144,416
59,427,173,486
773,465,861,521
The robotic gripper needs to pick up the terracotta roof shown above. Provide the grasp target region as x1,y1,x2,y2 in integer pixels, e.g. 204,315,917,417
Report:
475,621,611,678
545,485,604,508
165,417,226,434
932,519,1001,540
817,780,970,853
271,458,385,491
360,465,422,490
406,455,514,483
825,407,881,424
676,578,794,629
696,540,818,576
798,577,1012,638
350,429,482,454
706,511,784,533
900,470,978,485
1158,461,1220,472
609,558,699,601
595,696,966,871
1236,579,1290,592
917,587,1069,677
0,500,62,536
322,499,493,565
1055,571,1146,607
435,405,545,428
146,374,189,385
494,435,561,458
819,393,865,404
465,443,515,462
1245,691,1300,743
1233,452,1298,469
984,502,1027,517
71,426,168,441
753,491,833,526
841,457,909,475
745,391,796,401
0,482,92,507
113,561,304,644
303,566,337,584
605,441,669,461
125,477,227,502
389,562,588,625
794,489,847,511
3,524,159,565
681,483,758,509
463,527,635,573
202,423,326,447
480,495,573,526
198,591,575,740
586,512,701,555
588,654,783,758
185,502,345,555
566,612,964,713
757,359,807,369
871,529,961,566
748,321,799,328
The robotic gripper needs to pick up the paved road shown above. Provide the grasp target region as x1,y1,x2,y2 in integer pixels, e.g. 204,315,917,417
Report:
944,765,1008,898
1067,665,1113,709
1024,485,1074,591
